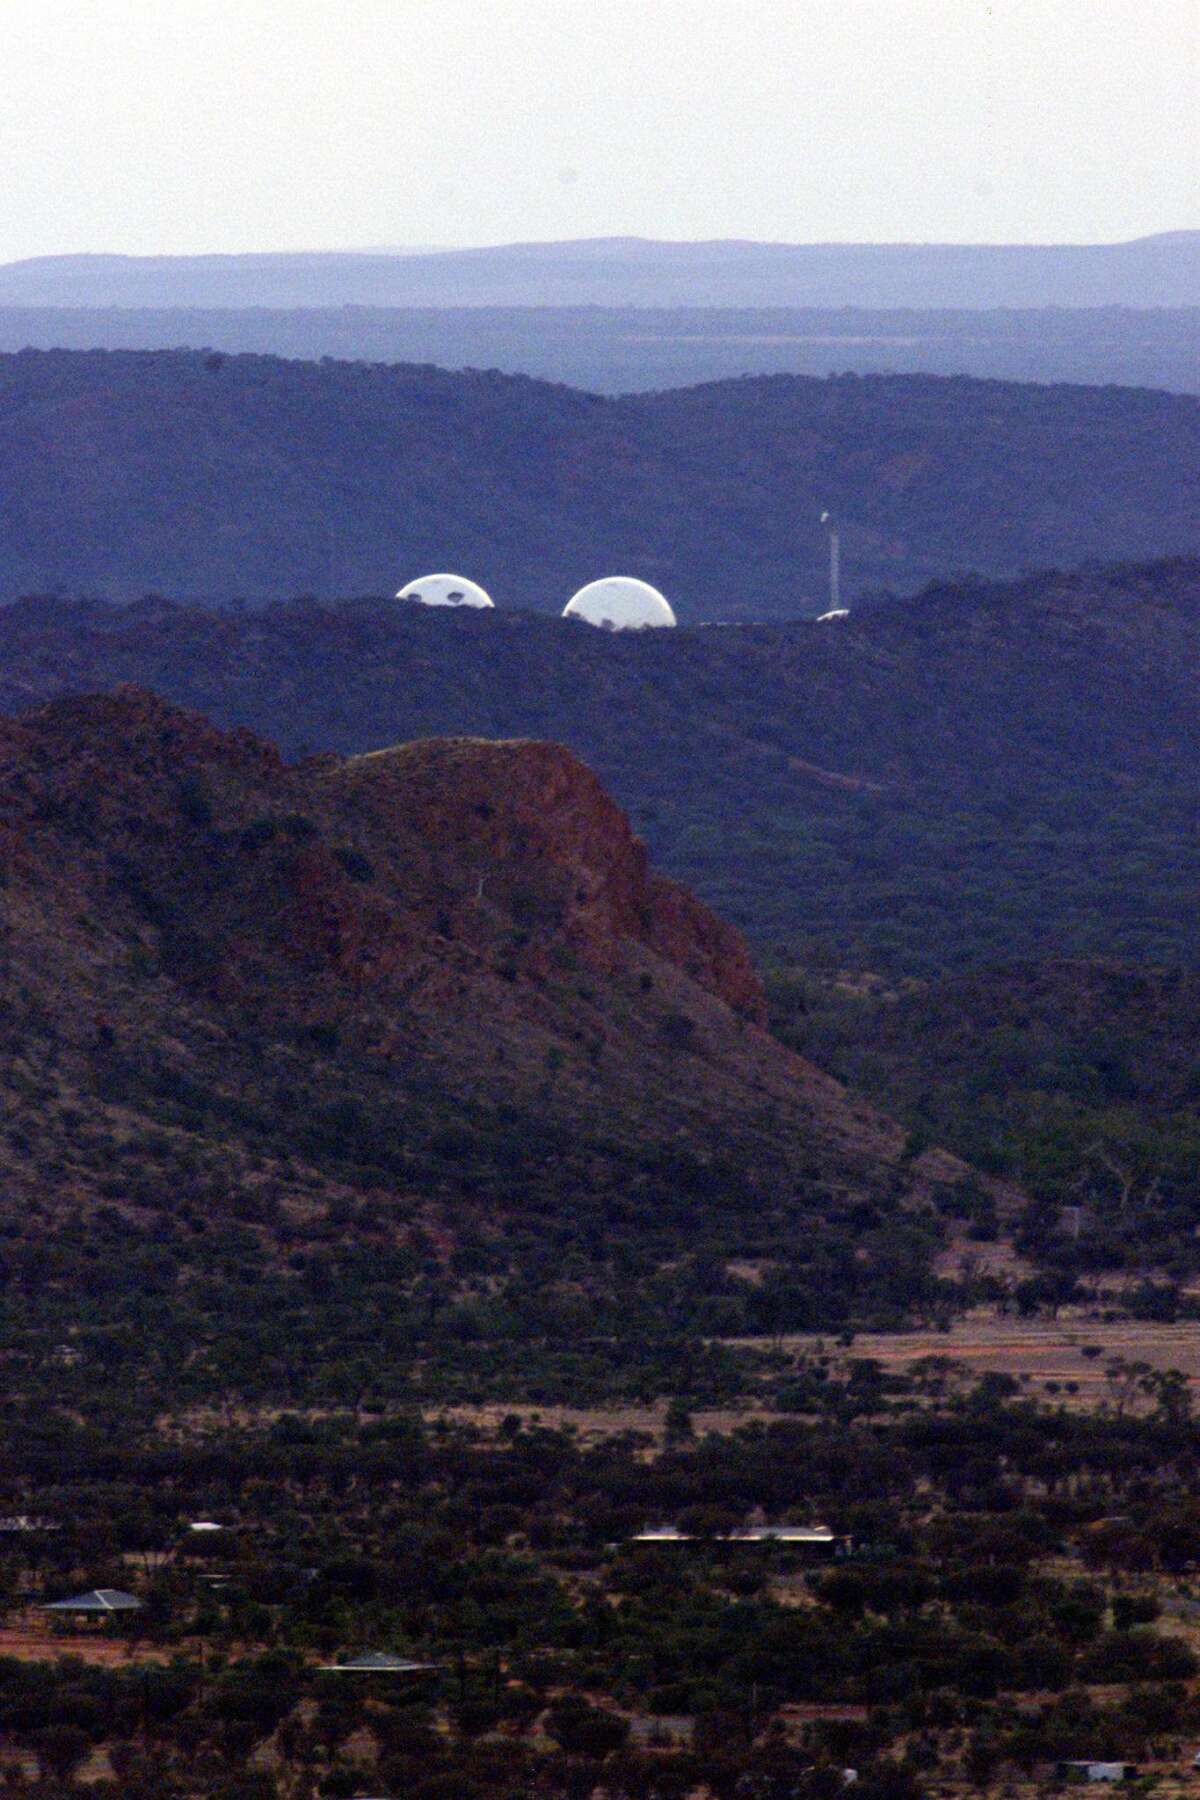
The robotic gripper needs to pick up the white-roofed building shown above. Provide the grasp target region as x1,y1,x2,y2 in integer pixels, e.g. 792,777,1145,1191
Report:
634,1524,835,1545
319,1651,438,1673
44,1588,144,1614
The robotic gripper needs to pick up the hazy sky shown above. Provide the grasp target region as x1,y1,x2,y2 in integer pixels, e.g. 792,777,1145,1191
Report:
0,0,1195,262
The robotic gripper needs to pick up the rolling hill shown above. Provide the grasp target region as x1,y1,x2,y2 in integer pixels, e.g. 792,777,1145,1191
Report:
2,557,1198,978
0,350,1196,608
0,684,815,1183
0,687,971,1402
4,301,1196,396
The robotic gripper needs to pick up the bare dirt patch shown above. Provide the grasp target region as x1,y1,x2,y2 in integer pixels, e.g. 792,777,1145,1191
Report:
423,1401,759,1447
748,1307,1200,1406
933,1237,1035,1282
0,1622,173,1666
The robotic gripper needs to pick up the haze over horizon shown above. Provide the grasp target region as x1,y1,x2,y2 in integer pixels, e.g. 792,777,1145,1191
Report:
3,226,1196,267
3,222,1198,255
1,0,1195,266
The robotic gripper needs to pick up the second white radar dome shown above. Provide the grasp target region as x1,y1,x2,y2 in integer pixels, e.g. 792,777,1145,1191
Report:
563,577,676,630
396,573,494,609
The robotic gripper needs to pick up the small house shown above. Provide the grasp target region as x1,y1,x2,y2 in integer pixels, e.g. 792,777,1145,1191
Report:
319,1652,437,1674
43,1588,144,1621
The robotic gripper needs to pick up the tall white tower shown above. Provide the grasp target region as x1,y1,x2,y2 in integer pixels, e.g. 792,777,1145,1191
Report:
820,510,841,612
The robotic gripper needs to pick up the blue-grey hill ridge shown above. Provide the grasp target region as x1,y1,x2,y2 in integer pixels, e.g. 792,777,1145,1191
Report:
1,232,1197,308
0,350,1195,610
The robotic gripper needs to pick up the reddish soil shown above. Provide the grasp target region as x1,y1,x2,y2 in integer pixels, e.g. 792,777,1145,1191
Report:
0,1622,172,1665
756,1308,1200,1407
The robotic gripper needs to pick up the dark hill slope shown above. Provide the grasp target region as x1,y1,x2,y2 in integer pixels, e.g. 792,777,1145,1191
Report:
2,558,1198,974
0,687,938,1207
770,959,1200,1279
0,350,1195,609
0,690,971,1397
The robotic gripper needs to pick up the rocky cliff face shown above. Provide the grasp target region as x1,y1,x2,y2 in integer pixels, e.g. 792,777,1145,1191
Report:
322,735,765,1021
0,687,969,1229
0,687,763,1022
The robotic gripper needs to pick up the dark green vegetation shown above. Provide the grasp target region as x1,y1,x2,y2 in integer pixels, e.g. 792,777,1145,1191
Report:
0,687,964,1417
770,959,1200,1286
4,557,1198,976
8,559,1200,1283
6,1380,1200,1796
0,350,1197,607
0,468,1198,1794
3,303,1197,395
5,558,1200,1796
0,1176,950,1415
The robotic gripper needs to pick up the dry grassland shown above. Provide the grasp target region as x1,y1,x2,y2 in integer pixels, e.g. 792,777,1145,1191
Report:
776,1307,1200,1403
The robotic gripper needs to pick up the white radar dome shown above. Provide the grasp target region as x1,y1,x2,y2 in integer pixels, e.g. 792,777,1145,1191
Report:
563,577,676,631
396,573,494,609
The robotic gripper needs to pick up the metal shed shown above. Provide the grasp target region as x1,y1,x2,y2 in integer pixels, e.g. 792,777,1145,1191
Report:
43,1588,144,1614
319,1652,437,1674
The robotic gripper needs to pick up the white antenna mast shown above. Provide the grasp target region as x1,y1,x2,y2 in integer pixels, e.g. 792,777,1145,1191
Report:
820,510,841,613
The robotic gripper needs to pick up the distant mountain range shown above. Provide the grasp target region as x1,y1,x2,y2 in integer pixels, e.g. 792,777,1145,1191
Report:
0,350,1196,609
2,233,1197,308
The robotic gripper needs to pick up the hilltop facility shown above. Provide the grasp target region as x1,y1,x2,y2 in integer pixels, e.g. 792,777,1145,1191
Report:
395,573,494,609
397,571,677,628
563,576,676,629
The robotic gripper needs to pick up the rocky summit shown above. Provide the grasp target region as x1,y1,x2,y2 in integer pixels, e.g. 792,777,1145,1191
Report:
0,687,971,1240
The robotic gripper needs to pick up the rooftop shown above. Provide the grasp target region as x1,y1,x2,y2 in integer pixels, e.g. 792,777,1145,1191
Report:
634,1524,836,1543
319,1652,438,1674
44,1588,144,1613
